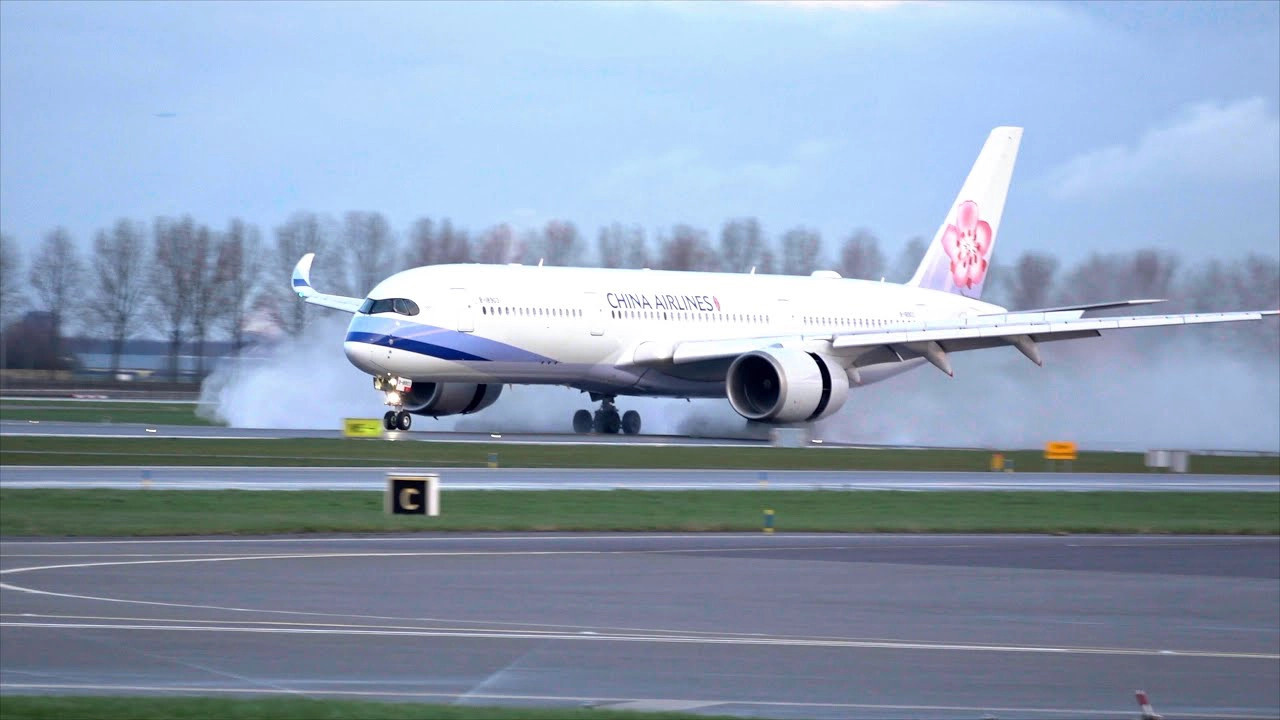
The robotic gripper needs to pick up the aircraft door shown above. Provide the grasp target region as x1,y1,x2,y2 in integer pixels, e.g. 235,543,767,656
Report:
584,292,604,336
775,298,794,333
451,288,474,332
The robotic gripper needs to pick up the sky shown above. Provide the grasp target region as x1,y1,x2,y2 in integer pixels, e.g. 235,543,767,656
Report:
2,0,1278,268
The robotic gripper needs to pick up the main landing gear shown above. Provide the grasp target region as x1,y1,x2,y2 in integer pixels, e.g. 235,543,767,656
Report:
573,395,641,435
375,375,413,432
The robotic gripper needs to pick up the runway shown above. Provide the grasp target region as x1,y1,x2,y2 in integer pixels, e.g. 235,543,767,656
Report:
2,534,1277,719
1,420,768,446
3,465,1278,491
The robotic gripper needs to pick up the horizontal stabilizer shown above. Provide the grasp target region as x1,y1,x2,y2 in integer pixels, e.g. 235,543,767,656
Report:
982,299,1166,316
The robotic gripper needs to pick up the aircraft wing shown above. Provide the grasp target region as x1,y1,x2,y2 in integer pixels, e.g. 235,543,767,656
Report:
291,253,364,314
660,308,1279,374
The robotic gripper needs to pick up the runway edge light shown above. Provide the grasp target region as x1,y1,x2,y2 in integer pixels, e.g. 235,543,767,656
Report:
1135,690,1162,720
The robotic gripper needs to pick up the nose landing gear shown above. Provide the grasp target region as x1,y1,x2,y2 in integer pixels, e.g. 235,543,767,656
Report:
375,375,413,431
573,396,641,435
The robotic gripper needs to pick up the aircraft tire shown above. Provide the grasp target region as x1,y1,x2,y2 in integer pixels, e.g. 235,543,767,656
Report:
621,410,641,435
383,411,397,431
395,411,412,432
593,409,622,434
573,409,592,434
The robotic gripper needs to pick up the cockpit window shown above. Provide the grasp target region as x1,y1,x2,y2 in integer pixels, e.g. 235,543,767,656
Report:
393,298,419,315
358,297,420,316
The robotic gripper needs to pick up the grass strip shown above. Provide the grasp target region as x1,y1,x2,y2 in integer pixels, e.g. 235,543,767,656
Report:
0,696,729,720
0,401,215,426
3,436,1277,474
1,489,1275,536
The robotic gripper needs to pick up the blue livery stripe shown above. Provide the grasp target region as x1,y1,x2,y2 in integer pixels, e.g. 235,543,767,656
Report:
346,331,489,363
345,315,553,364
292,278,309,287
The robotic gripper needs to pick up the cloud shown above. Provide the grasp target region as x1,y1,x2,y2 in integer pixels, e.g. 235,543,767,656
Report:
595,139,839,209
749,0,914,10
1047,97,1280,200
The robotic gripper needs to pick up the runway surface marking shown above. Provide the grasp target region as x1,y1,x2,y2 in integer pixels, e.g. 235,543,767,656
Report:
3,617,1275,660
1,682,1198,719
4,547,1277,662
7,532,1276,545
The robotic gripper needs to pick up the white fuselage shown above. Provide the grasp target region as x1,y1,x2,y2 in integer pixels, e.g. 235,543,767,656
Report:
341,264,1003,398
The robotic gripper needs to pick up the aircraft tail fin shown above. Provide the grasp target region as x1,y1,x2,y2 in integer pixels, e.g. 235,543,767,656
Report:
908,126,1023,299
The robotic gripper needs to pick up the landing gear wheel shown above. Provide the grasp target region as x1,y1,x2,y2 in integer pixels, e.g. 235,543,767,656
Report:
395,411,412,431
383,410,397,431
573,409,592,434
594,409,621,434
621,410,641,435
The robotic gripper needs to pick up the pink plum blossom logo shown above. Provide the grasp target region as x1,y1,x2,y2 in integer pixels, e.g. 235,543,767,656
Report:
942,200,993,289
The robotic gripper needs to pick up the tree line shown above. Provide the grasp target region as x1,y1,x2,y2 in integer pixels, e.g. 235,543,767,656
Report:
0,210,1276,379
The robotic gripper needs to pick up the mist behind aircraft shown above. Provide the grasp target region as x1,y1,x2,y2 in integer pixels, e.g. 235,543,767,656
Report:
198,314,1279,452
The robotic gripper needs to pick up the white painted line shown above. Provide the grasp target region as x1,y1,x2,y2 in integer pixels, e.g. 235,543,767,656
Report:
4,683,1273,718
4,620,1272,659
3,550,1275,661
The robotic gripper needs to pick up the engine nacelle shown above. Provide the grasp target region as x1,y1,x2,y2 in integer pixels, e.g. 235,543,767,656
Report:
725,349,849,423
404,382,503,417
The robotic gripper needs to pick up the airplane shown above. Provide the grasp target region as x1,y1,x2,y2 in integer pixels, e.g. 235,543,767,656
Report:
292,126,1278,434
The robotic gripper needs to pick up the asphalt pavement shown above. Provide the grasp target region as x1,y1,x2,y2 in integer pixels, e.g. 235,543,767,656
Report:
2,533,1277,719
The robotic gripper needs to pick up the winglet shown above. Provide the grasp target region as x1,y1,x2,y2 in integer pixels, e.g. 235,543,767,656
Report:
288,253,365,314
292,252,317,298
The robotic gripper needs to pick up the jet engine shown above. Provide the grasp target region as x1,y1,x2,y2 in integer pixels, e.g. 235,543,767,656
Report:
725,349,849,423
404,382,503,417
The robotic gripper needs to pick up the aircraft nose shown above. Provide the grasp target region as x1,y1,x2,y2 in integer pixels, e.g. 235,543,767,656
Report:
344,314,383,374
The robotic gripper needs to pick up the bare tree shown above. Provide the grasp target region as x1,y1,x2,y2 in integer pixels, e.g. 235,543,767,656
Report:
624,226,650,269
187,222,223,377
521,220,584,266
89,219,149,374
1182,253,1280,356
476,224,516,264
756,246,776,274
405,217,474,268
597,223,626,268
0,234,22,374
546,220,586,266
719,218,765,273
890,236,928,283
27,227,83,367
780,226,823,276
838,228,885,280
1232,254,1280,312
216,219,265,356
658,224,716,271
149,216,197,380
344,211,398,295
598,223,649,269
0,233,20,322
404,217,438,268
1056,249,1179,308
1003,251,1059,310
1129,248,1180,301
438,220,472,264
274,211,336,335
